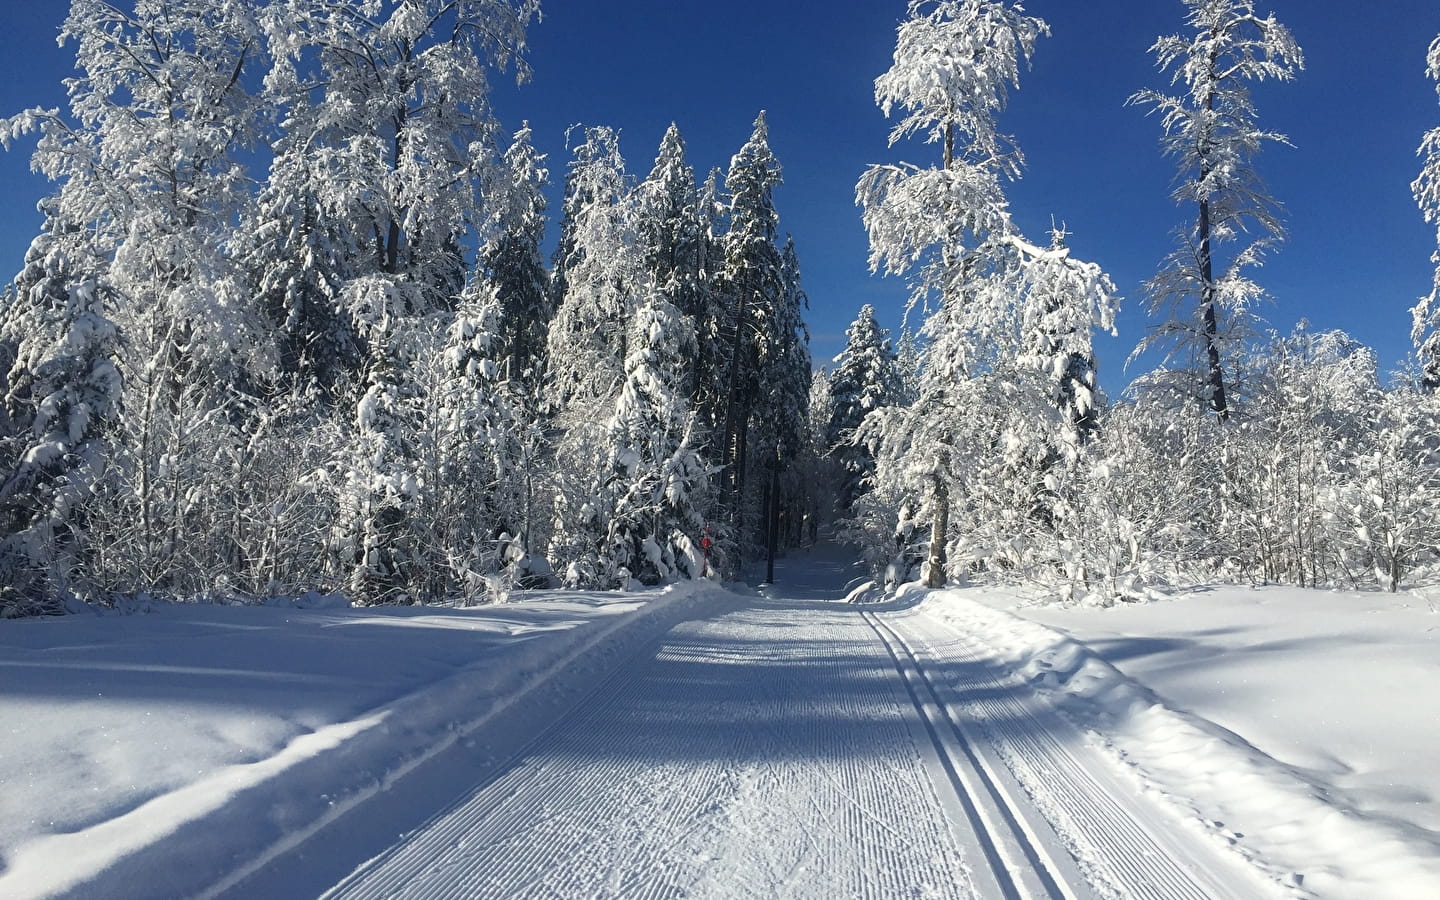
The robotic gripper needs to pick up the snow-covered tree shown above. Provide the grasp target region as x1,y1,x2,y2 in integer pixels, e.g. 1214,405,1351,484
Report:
856,0,1047,587
593,294,710,587
331,276,427,605
236,149,362,400
481,122,552,388
762,236,814,549
1013,226,1119,455
1411,35,1440,388
828,304,904,510
545,126,638,414
807,367,844,535
893,326,923,404
263,0,539,307
691,166,732,436
408,282,532,602
1231,326,1377,587
1329,387,1440,592
717,112,785,534
636,125,720,420
637,126,701,316
544,127,650,579
1130,0,1303,420
0,222,121,615
0,1,285,602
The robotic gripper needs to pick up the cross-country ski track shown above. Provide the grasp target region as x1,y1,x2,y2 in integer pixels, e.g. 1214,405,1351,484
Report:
201,547,1281,900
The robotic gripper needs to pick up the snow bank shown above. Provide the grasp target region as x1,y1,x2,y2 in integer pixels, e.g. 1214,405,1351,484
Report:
0,582,732,900
912,584,1440,899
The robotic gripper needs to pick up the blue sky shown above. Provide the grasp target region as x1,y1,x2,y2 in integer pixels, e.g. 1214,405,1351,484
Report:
1,1,1438,393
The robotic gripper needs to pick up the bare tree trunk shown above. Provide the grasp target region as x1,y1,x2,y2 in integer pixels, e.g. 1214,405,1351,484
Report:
924,472,949,588
1197,194,1229,421
1198,43,1229,422
922,123,958,590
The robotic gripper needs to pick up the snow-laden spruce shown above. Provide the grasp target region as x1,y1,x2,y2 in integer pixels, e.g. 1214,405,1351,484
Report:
826,304,905,512
0,221,121,615
482,122,553,391
716,113,786,523
636,124,729,443
594,294,712,587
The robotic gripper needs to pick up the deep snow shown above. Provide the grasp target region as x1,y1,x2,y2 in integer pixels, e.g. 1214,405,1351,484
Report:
2,556,1439,899
0,584,728,898
934,583,1440,898
1007,585,1440,837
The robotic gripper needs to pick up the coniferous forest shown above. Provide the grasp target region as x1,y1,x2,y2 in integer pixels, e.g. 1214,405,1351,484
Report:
4,0,1440,618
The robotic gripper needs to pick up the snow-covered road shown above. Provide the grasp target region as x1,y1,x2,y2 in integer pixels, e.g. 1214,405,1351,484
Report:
228,557,1277,899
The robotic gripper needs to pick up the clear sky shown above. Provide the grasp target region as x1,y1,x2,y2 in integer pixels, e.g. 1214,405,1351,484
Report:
0,1,1437,393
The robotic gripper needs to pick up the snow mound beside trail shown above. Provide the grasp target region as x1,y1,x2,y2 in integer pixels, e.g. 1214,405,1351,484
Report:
0,581,733,900
913,585,1440,900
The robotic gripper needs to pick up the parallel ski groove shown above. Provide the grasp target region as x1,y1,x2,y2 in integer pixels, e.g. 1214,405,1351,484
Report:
886,607,1268,900
865,610,1077,900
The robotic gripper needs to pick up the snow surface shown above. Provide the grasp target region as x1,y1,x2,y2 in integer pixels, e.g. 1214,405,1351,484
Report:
933,584,1440,898
0,584,728,899
1007,586,1440,836
316,600,976,899
5,553,1439,899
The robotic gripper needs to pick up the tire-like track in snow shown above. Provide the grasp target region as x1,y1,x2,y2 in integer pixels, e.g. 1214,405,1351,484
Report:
320,602,980,899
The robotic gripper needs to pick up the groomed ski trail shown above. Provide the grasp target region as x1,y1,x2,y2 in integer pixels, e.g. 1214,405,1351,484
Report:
248,545,1283,900
869,605,1279,900
319,600,980,899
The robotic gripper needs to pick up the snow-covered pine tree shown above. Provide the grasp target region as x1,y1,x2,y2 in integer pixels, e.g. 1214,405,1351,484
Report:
331,276,427,605
717,112,785,542
594,292,711,587
807,367,843,536
1411,34,1440,388
857,0,1047,587
410,281,530,602
827,304,904,512
550,126,602,331
893,326,923,405
765,236,814,547
545,127,637,414
0,219,121,615
637,126,700,316
636,125,720,426
481,122,552,389
1129,0,1303,420
235,148,362,402
692,166,732,437
998,228,1120,590
543,127,651,583
473,123,552,578
1012,226,1119,456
